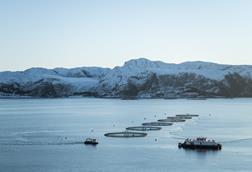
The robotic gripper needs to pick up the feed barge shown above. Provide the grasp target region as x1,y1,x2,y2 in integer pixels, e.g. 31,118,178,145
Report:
178,137,222,150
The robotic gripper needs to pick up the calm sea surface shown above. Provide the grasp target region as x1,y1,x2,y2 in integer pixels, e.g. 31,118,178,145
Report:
0,98,252,172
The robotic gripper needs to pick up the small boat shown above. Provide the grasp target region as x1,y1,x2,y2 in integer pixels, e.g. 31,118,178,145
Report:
178,137,222,150
84,138,98,145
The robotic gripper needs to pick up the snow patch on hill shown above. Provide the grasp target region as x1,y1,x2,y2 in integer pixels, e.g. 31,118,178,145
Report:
1,58,252,98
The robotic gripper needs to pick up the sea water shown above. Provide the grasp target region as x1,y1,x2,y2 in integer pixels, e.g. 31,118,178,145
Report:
0,98,251,172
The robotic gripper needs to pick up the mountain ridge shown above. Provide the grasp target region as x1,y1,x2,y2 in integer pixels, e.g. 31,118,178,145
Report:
1,58,252,98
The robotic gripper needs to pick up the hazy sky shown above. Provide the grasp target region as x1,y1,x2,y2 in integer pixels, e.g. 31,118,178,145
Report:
1,0,252,71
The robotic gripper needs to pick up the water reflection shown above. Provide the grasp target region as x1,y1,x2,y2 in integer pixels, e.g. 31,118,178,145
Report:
182,148,220,160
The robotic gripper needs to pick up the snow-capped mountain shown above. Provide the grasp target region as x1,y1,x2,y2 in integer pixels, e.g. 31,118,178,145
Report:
1,58,252,98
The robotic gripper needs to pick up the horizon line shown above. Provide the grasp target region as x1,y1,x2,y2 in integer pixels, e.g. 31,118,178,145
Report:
1,57,252,72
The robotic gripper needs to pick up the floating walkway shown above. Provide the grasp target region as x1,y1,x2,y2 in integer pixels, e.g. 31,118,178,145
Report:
104,131,147,138
126,126,162,131
142,122,173,126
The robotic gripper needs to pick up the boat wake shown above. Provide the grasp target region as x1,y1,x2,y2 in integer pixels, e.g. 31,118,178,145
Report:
0,141,83,146
220,137,252,144
0,132,85,146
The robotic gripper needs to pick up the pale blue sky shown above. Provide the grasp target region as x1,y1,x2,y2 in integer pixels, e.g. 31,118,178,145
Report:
1,0,252,71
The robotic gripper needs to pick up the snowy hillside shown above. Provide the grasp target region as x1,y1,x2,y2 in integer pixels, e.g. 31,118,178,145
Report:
1,58,252,98
108,58,252,81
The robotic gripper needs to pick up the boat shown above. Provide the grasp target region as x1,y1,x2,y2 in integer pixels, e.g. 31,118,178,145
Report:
178,137,222,150
84,138,98,145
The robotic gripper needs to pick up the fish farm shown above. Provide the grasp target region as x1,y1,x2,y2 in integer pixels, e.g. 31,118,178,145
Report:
104,114,199,138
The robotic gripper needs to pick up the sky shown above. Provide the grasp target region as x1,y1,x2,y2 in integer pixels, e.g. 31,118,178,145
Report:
0,0,252,71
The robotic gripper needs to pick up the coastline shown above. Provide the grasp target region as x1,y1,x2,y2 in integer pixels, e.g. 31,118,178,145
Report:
0,95,250,100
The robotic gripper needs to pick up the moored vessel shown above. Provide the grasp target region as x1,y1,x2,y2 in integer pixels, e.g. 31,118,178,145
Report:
178,137,222,150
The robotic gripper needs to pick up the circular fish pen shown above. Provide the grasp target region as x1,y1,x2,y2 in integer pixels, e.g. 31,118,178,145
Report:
104,131,147,138
172,116,192,119
176,114,199,117
126,126,162,131
142,122,173,126
158,118,186,122
167,116,183,119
